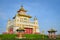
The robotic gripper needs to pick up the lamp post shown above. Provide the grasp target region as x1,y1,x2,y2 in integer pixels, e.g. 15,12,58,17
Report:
42,30,44,40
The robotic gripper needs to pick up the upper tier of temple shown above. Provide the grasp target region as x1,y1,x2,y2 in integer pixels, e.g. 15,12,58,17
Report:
18,5,27,12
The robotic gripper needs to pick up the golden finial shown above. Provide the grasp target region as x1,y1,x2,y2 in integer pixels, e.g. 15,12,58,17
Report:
34,16,37,20
18,5,27,12
8,18,11,21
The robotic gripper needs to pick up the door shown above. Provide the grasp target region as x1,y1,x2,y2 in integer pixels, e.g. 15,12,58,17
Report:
24,28,33,34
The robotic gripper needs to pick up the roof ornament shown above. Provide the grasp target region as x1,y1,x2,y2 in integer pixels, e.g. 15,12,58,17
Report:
34,16,37,20
18,5,27,12
8,18,11,21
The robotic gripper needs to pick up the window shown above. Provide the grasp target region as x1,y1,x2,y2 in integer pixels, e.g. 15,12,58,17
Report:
20,18,23,22
16,19,19,22
24,18,27,20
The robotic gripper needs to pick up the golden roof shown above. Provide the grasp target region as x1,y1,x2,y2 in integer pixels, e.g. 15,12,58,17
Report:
18,13,32,18
48,28,57,32
18,5,27,12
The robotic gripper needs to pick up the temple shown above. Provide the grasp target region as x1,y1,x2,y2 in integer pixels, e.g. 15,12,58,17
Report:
6,5,40,34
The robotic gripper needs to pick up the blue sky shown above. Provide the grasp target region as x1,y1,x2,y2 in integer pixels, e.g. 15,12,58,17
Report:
0,0,60,34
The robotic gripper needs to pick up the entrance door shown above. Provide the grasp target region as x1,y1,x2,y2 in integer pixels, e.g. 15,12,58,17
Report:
24,28,33,34
9,28,13,34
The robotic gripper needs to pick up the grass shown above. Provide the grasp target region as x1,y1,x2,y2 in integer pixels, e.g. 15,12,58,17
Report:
24,34,48,39
0,34,60,40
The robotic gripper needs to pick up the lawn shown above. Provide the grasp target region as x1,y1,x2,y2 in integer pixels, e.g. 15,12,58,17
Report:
0,34,60,40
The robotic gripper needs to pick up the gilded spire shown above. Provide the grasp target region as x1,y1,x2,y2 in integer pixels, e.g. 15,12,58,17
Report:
34,16,37,20
8,18,11,21
18,5,27,12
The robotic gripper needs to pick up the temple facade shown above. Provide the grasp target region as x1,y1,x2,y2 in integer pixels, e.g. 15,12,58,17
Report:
6,6,40,34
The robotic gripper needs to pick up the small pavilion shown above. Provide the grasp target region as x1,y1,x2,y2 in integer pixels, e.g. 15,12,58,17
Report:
48,28,57,39
16,27,25,39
